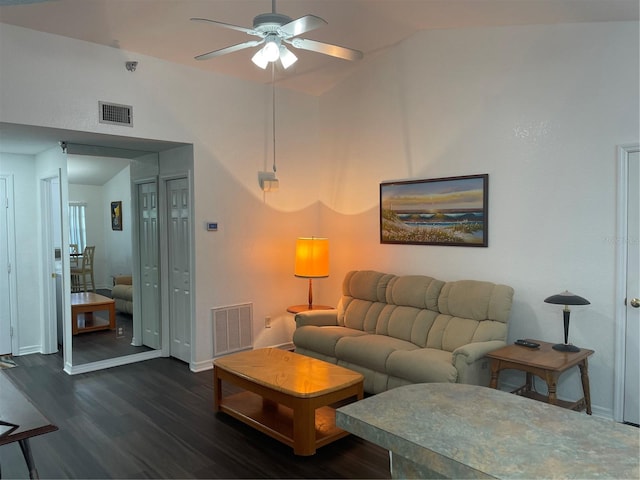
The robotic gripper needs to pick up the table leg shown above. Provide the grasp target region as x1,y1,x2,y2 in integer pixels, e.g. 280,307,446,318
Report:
18,439,39,479
525,372,533,394
213,367,222,412
108,303,116,330
292,398,316,456
579,359,592,415
489,361,500,389
544,372,559,405
71,308,78,335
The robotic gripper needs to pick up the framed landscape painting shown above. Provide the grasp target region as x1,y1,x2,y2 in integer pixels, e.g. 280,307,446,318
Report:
111,201,122,231
380,174,488,247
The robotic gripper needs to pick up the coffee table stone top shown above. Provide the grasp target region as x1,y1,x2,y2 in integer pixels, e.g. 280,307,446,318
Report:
214,348,363,398
336,383,639,479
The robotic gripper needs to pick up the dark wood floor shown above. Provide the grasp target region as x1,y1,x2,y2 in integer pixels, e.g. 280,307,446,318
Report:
0,353,391,479
71,289,153,365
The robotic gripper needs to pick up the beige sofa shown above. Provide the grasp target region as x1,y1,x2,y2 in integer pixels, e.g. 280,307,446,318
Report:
112,275,133,314
293,270,514,394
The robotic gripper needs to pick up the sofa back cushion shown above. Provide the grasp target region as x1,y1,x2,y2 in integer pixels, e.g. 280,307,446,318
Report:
337,271,514,351
429,280,515,351
338,271,445,346
338,270,394,332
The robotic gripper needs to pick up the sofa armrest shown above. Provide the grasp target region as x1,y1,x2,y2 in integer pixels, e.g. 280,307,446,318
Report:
451,340,506,385
294,309,339,328
452,340,506,365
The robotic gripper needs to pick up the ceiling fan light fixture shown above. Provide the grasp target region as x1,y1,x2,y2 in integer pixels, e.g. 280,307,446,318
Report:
262,36,281,62
251,48,269,69
279,46,297,69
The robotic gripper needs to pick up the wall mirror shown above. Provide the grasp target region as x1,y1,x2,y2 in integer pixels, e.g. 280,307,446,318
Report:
65,146,160,367
0,122,189,374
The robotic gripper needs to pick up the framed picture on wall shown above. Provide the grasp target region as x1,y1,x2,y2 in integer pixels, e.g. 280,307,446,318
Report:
380,174,488,247
111,201,122,231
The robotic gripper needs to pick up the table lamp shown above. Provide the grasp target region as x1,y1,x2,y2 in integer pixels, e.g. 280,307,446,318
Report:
544,290,590,352
294,237,329,309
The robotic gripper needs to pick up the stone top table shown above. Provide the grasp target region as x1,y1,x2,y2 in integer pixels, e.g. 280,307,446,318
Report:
336,383,639,479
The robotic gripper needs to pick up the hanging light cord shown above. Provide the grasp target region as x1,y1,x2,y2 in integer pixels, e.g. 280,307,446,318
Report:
271,63,277,175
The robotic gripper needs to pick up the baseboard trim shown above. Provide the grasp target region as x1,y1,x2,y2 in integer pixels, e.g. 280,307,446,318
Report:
65,350,163,375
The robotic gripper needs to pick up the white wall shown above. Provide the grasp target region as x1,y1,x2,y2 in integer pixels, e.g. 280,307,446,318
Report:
0,153,39,352
69,164,132,289
103,165,133,282
0,20,637,417
316,22,639,417
0,23,321,367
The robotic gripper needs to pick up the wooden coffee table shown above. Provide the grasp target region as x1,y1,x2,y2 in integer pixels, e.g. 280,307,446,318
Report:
70,292,116,335
213,348,364,455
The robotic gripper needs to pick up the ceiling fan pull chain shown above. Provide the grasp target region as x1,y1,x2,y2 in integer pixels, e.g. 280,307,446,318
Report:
271,63,277,174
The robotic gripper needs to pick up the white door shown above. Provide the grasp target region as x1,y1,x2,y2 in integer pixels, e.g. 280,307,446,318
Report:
0,176,13,354
624,150,639,425
139,181,160,349
167,177,191,363
41,175,63,355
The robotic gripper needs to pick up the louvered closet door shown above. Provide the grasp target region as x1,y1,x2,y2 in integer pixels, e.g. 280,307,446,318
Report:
167,177,191,363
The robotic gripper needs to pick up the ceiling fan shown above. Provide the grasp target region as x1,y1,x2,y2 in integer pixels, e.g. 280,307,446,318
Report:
191,0,363,70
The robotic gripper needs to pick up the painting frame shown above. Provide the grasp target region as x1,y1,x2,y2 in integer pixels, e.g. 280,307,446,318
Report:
110,201,123,231
380,174,488,247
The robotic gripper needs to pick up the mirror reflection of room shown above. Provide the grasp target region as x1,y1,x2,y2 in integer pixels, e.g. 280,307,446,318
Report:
67,154,151,365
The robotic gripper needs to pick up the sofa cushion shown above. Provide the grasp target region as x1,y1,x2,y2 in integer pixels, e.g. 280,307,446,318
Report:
112,284,133,302
376,306,439,347
438,280,513,323
335,334,418,373
386,275,444,311
343,270,394,302
293,326,366,358
342,299,388,332
387,348,458,383
338,271,394,328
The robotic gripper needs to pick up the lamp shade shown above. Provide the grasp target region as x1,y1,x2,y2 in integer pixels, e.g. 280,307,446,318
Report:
294,237,329,278
544,291,590,306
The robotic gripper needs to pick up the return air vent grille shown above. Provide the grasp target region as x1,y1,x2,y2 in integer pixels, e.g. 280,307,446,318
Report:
99,101,133,127
212,303,253,356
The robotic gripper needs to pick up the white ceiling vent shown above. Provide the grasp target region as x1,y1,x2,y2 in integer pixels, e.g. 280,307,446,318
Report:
99,101,133,127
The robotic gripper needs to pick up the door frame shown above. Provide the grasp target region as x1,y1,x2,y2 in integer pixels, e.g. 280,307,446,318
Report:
0,174,19,355
40,174,64,356
613,143,640,422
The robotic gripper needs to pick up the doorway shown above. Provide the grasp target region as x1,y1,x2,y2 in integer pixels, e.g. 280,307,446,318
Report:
614,144,639,425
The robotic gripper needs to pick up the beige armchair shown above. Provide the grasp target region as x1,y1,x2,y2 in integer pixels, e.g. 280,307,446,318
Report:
112,275,133,314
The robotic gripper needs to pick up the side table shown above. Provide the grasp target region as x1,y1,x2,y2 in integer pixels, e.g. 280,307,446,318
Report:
486,339,594,414
286,304,334,314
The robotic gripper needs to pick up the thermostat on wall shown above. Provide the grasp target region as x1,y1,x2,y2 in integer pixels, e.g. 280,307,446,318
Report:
206,222,218,231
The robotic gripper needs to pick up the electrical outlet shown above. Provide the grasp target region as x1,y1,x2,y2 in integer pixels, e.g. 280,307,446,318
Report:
265,316,271,328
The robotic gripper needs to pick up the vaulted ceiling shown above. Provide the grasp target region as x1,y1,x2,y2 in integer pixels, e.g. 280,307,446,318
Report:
1,0,637,96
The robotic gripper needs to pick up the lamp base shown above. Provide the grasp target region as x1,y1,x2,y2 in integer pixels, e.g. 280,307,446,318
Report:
552,343,580,353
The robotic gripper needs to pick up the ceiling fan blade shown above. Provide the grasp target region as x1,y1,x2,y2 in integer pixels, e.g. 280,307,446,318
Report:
190,17,255,35
290,38,363,61
279,15,327,38
195,40,263,61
